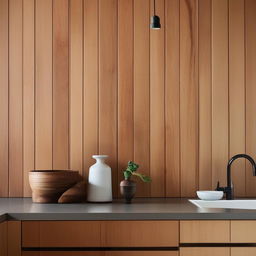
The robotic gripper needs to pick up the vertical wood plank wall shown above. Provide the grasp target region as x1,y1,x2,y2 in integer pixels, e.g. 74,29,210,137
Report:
0,0,255,198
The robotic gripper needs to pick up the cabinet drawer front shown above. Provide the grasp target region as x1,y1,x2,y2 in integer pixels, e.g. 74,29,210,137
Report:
231,248,256,256
102,221,179,247
105,252,178,256
180,247,230,256
22,221,101,247
231,221,256,243
22,253,102,256
180,221,230,243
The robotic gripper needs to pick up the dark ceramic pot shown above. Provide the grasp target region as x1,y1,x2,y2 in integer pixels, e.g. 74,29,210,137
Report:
120,179,136,204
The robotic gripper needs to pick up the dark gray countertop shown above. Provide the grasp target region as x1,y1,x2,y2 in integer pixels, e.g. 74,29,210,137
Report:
0,198,256,221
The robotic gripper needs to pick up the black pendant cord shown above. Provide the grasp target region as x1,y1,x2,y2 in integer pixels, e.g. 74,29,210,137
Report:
153,0,156,15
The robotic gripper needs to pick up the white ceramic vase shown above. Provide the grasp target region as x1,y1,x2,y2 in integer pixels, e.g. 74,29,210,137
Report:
87,155,112,202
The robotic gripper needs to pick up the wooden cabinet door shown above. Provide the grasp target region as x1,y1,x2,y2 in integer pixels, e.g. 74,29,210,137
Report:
22,252,103,256
180,248,230,256
231,221,256,243
102,221,179,247
105,252,178,256
180,221,230,243
231,248,256,256
0,222,7,256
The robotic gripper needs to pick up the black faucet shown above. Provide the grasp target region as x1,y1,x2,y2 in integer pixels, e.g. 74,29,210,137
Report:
216,154,256,200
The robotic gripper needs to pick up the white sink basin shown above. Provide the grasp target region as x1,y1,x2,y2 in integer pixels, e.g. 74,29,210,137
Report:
190,199,256,210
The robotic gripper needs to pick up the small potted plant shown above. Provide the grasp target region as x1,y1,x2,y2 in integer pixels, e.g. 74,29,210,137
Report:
120,161,151,203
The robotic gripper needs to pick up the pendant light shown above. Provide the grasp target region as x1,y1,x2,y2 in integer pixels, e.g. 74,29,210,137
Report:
150,0,161,29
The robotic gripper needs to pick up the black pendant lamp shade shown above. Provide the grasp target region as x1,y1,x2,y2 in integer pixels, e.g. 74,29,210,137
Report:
150,0,161,29
150,15,161,29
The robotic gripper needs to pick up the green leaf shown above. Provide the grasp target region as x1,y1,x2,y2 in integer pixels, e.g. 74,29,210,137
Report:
132,172,152,183
127,161,139,173
124,170,132,179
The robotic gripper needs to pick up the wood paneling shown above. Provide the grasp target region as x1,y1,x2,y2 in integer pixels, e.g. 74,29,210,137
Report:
35,0,53,170
70,0,83,175
245,0,256,196
165,0,180,197
134,0,150,197
118,0,134,195
198,0,212,190
102,221,179,247
0,0,255,198
211,0,229,189
53,0,69,170
23,0,35,197
180,248,230,256
180,221,230,243
0,0,9,197
150,0,165,197
99,0,118,197
83,0,99,178
7,221,21,256
9,0,23,196
229,0,245,197
180,0,198,197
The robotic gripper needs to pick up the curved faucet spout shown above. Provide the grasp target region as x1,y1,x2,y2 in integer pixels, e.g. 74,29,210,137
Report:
227,154,256,188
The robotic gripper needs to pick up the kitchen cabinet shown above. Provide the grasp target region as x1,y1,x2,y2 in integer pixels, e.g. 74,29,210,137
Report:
22,252,178,256
0,221,7,256
180,247,230,256
231,248,256,256
231,221,256,243
22,220,179,248
180,220,230,243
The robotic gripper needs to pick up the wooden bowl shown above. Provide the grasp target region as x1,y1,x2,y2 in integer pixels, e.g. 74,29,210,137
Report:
29,170,83,203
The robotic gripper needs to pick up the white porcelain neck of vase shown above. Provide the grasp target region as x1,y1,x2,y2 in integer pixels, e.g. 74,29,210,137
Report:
93,155,108,164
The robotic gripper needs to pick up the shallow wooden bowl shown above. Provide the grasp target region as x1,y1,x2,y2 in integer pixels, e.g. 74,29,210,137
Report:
29,170,83,203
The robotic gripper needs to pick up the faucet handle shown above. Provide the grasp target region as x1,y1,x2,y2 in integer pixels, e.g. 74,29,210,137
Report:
215,181,225,192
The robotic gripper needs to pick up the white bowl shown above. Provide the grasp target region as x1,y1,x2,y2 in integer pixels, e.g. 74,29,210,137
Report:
196,191,224,201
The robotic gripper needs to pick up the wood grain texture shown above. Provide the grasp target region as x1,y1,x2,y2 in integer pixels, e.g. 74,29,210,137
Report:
211,0,229,188
180,248,230,256
9,0,23,197
0,0,9,197
231,221,256,243
0,222,7,256
134,0,150,197
7,221,21,256
70,0,83,174
180,0,198,197
198,0,212,191
53,0,69,169
231,248,256,256
23,221,101,247
150,0,165,197
245,0,256,196
117,0,134,196
83,0,99,178
180,220,230,243
101,221,179,247
1,0,256,198
106,252,178,256
35,0,53,170
24,253,102,256
23,0,35,197
165,0,180,197
22,221,40,247
99,0,118,197
229,0,245,197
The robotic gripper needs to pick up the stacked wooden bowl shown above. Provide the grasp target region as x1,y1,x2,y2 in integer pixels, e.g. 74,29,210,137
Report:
29,170,84,203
